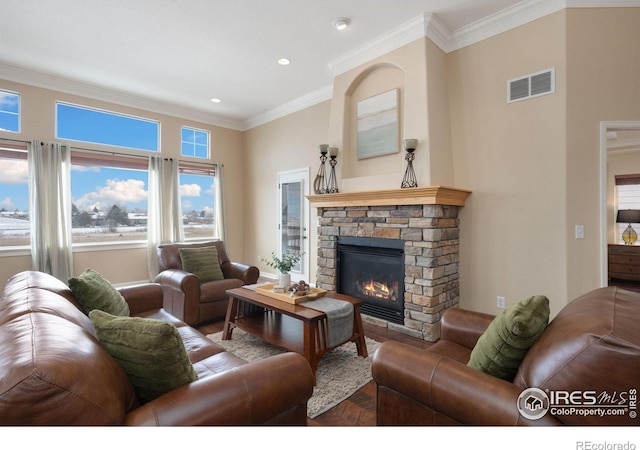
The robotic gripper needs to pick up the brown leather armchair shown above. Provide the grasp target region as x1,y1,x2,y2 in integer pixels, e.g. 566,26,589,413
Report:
155,240,259,326
372,286,640,426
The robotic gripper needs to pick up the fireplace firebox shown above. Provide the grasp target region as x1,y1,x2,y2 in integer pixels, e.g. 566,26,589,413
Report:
337,237,404,324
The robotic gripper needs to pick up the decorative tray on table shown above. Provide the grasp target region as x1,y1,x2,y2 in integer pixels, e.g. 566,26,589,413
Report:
254,282,327,304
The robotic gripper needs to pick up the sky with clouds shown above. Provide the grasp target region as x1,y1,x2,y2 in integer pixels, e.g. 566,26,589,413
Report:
0,161,213,214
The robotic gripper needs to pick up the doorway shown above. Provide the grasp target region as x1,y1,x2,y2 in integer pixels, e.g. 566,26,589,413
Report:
599,121,640,287
277,168,310,283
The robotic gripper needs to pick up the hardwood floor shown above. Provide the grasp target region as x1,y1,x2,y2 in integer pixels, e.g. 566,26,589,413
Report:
196,320,433,426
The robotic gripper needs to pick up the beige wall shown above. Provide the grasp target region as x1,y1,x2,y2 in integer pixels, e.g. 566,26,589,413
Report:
0,80,244,289
565,8,640,300
449,11,568,317
426,38,455,187
243,101,331,281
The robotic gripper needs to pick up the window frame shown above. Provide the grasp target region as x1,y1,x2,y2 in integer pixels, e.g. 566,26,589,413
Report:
70,149,150,249
0,142,30,255
180,126,210,159
0,89,20,133
179,161,216,241
56,102,160,153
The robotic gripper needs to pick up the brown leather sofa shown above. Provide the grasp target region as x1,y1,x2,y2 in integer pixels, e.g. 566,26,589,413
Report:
372,286,640,426
155,240,259,325
0,270,313,425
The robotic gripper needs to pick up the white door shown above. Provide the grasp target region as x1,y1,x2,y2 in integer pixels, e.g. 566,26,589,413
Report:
277,168,310,283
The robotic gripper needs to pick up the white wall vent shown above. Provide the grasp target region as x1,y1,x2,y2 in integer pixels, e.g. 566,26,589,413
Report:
507,68,555,103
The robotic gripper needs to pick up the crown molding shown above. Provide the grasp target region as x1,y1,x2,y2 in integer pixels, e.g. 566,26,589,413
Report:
424,13,454,54
328,14,428,76
326,0,640,70
0,62,245,131
244,0,640,128
326,2,567,73
241,85,334,131
451,0,640,51
450,0,565,51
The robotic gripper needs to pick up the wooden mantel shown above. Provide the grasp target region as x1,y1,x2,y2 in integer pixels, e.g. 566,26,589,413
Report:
306,186,471,208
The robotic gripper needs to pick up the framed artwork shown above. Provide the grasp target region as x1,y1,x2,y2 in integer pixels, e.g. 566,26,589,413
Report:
356,88,399,160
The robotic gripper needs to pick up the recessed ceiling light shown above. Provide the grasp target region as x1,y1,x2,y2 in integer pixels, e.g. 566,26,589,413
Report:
211,98,221,103
334,17,350,31
277,58,291,66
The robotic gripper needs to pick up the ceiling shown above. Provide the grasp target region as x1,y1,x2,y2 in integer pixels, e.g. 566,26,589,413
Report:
1,0,531,130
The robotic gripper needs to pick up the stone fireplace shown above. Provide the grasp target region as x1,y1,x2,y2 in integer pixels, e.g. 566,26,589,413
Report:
308,186,470,342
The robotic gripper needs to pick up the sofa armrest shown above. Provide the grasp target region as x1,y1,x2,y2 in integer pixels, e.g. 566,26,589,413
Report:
118,283,164,315
440,307,495,349
154,269,200,295
223,262,260,284
154,269,200,304
372,341,559,426
154,269,201,324
123,352,313,426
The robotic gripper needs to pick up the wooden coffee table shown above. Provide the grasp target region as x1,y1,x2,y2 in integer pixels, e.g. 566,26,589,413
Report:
223,287,368,383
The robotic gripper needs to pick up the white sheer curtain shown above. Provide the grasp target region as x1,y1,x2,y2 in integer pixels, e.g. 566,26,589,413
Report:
28,140,74,281
214,163,226,241
147,156,184,280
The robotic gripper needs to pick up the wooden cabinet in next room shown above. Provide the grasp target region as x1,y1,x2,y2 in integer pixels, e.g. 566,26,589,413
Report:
608,244,640,281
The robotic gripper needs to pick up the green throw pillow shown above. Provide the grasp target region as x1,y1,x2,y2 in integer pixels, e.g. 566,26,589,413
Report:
467,295,550,381
68,268,130,316
89,309,198,402
179,246,224,282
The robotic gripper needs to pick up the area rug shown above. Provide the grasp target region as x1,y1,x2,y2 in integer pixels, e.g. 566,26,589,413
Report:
207,329,381,418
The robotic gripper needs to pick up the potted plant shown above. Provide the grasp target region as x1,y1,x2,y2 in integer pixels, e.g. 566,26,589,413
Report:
260,251,302,288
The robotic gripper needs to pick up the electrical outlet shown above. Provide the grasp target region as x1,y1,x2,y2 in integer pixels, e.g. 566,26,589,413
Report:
575,225,585,239
497,296,506,309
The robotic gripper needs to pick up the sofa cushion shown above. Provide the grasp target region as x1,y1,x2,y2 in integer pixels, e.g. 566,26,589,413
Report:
467,295,549,381
179,246,224,282
200,277,244,303
68,268,130,316
89,309,198,402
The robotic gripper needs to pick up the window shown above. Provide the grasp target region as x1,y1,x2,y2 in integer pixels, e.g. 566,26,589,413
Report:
0,90,20,133
57,102,159,152
0,144,29,247
71,152,149,244
615,174,640,244
179,163,215,240
181,127,209,159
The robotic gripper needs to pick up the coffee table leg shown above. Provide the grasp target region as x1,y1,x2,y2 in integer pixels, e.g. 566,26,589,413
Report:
353,305,368,357
222,296,237,340
304,320,319,385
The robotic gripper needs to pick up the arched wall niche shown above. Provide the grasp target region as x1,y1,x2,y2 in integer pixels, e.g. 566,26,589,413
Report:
341,62,406,181
327,38,431,192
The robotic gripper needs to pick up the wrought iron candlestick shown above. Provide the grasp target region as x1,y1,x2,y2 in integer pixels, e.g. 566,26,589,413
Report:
326,147,339,193
401,138,418,188
314,144,329,194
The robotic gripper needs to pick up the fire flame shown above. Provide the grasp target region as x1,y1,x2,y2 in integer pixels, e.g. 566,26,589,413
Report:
361,279,392,300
